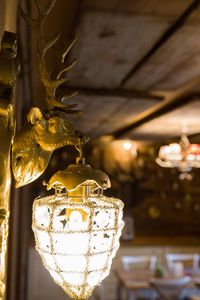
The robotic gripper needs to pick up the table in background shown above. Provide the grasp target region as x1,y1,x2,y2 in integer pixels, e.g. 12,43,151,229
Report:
115,269,200,300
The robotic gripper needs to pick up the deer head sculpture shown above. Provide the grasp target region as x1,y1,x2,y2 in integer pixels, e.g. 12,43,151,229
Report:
12,0,88,187
12,107,87,187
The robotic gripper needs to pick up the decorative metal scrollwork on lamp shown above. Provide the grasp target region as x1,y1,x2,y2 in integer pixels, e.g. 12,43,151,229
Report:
156,134,200,180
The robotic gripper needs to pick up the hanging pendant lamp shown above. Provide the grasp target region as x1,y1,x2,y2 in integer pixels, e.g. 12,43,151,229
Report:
32,154,124,300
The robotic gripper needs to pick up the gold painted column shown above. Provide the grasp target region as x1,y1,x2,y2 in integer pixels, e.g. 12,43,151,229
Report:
0,1,19,298
0,31,18,300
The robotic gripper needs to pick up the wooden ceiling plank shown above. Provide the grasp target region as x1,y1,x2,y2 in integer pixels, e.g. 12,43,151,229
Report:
125,24,200,90
67,12,173,89
67,95,158,137
109,92,200,138
130,100,200,139
83,0,192,18
67,94,128,134
121,0,200,87
87,98,158,136
64,86,163,100
154,47,200,90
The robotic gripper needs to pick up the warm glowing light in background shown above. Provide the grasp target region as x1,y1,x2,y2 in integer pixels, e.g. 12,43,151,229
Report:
97,139,138,174
156,134,200,180
122,141,133,151
114,140,137,159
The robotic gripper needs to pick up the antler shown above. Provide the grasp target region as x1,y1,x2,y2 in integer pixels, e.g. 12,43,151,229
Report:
20,0,79,114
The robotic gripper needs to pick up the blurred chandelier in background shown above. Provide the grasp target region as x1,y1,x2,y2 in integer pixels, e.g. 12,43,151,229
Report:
156,134,200,180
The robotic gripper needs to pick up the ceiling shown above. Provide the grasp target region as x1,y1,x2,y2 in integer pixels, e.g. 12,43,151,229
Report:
20,0,200,142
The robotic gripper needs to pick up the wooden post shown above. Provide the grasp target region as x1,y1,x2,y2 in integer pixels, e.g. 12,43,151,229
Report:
4,0,18,33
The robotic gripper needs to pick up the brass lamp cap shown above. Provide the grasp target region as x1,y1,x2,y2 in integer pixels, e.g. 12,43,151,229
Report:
45,164,111,192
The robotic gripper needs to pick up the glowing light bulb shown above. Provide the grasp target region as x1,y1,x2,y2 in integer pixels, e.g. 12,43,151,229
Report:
68,210,84,230
122,141,132,151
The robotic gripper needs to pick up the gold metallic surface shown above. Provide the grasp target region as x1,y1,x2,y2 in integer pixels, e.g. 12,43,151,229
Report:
0,31,17,300
12,107,87,188
11,0,88,188
20,0,79,115
0,101,12,299
45,163,111,192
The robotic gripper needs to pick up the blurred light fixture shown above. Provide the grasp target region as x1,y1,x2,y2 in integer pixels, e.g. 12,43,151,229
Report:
32,150,124,299
122,141,133,151
101,140,137,173
112,140,137,158
156,134,200,179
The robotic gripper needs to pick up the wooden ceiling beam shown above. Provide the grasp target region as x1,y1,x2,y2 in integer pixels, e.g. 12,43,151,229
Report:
63,86,163,100
187,131,200,140
120,0,200,87
110,92,200,138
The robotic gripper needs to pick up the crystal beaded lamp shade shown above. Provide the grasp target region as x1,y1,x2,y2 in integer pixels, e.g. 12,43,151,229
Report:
32,164,124,300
